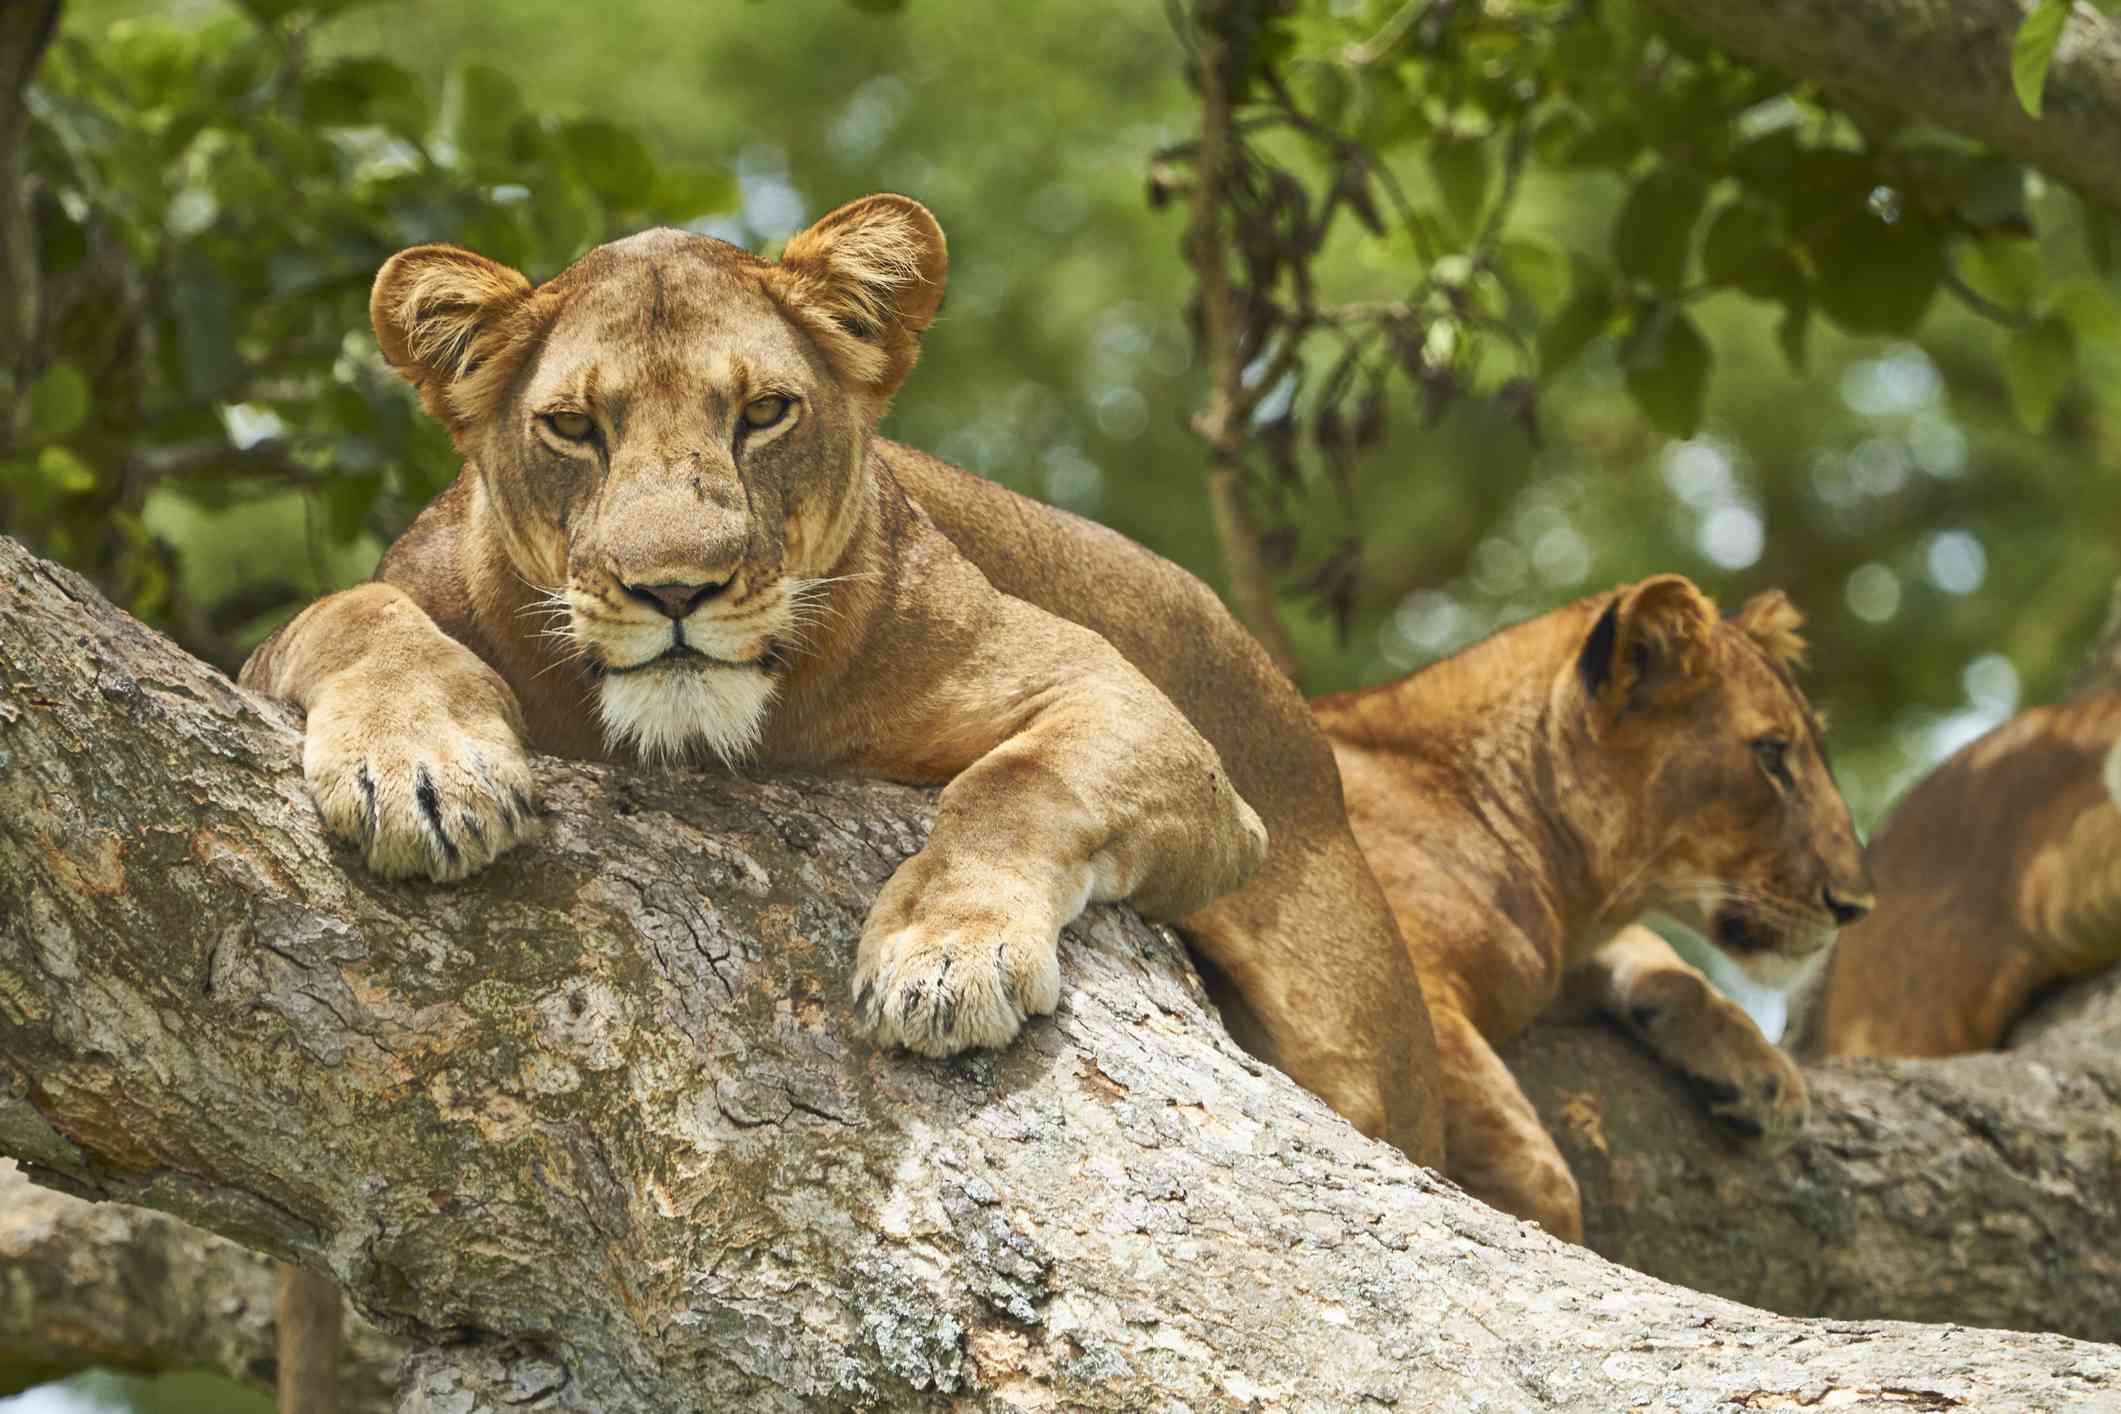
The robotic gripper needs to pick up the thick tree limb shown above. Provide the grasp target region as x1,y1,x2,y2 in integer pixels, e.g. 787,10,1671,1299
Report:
1504,971,2121,1346
0,1157,402,1407
2,534,2118,1412
1644,0,2121,215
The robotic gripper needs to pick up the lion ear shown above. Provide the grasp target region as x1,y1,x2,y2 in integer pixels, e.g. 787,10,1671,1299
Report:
1578,574,1718,719
1731,589,1808,671
771,194,948,410
371,244,536,433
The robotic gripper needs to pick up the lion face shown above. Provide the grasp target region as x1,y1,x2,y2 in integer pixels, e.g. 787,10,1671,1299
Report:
367,196,948,762
1577,576,1873,984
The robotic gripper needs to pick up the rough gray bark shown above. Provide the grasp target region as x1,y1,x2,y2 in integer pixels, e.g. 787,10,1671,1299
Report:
0,1158,402,1406
1504,969,2121,1347
3,533,2119,1412
1643,0,2121,215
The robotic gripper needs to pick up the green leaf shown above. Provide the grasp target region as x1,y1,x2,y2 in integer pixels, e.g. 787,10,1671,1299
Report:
2000,316,2075,429
1810,212,1944,335
318,472,383,546
2012,0,2070,119
1957,236,2043,310
1494,239,1569,317
1776,297,1811,373
2085,199,2115,273
301,57,430,137
1430,137,1490,240
557,119,660,206
1613,167,1707,293
27,362,91,445
2052,277,2121,343
37,445,99,495
654,164,740,223
1622,304,1712,439
530,172,603,265
1700,198,1776,290
445,63,527,171
1538,272,1613,375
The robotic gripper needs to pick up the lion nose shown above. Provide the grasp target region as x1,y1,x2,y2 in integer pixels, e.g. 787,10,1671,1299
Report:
1823,884,1874,926
622,578,729,619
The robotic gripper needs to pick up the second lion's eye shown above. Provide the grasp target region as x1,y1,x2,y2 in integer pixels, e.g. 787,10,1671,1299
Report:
1752,736,1794,788
743,395,792,429
545,411,595,441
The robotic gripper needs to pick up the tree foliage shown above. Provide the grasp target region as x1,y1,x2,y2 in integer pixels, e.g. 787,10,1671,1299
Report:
4,1,733,668
1166,0,2121,650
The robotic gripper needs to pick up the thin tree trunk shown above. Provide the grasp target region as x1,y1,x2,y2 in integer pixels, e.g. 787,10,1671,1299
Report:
1187,1,1302,682
0,0,60,452
3,533,2118,1411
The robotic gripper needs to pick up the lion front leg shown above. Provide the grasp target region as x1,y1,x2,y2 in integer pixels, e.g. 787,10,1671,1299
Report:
852,653,1268,1058
241,582,540,882
1576,924,1808,1148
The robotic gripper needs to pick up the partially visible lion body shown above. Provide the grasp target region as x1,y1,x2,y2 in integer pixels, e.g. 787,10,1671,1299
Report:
241,196,1444,1166
1315,577,1872,1241
1790,692,2121,1060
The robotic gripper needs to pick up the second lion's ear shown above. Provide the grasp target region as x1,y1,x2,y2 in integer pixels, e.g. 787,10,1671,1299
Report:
1578,574,1717,722
371,245,536,433
771,194,948,412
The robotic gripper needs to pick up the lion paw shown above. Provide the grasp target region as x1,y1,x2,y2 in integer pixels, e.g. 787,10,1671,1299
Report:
1623,978,1809,1150
852,915,1062,1058
302,690,538,883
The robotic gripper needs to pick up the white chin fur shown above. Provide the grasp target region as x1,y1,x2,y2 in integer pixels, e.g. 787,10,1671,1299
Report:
597,664,777,766
1728,935,1832,990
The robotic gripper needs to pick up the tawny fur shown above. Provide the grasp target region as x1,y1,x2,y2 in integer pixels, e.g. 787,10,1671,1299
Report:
1315,576,1872,1240
1789,692,2121,1059
240,195,1445,1164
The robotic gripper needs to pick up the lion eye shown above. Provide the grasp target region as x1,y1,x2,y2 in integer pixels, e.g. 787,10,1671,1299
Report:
742,395,792,429
545,411,596,442
1752,736,1794,788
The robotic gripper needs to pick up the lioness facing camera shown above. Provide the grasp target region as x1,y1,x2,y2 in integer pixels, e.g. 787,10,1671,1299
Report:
240,195,1443,1162
1316,576,1872,1240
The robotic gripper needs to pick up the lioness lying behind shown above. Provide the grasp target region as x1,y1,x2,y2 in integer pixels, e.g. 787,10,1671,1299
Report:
240,195,1444,1163
1316,575,1872,1240
1788,692,2121,1059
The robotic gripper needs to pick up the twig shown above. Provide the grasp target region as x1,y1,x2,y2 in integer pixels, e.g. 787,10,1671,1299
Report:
1187,0,1303,681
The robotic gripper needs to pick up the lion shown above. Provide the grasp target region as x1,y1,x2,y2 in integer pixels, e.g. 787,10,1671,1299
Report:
1786,692,2121,1060
237,194,1445,1166
1313,575,1873,1241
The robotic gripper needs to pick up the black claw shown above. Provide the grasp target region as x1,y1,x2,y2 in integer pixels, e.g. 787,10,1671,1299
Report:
354,763,380,846
1717,1111,1767,1139
415,765,460,869
1687,1073,1742,1106
854,980,876,1021
460,810,487,846
936,992,960,1038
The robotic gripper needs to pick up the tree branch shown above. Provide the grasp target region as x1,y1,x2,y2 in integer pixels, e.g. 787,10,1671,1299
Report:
3,532,2118,1411
1504,967,2121,1345
0,1158,401,1408
1642,0,2121,215
1187,1,1302,682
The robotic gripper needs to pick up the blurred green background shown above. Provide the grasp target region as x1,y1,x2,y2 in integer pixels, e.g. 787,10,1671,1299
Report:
3,0,2116,1406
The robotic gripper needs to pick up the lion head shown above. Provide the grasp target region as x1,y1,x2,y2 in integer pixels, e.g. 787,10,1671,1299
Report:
367,194,948,763
1575,574,1874,982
